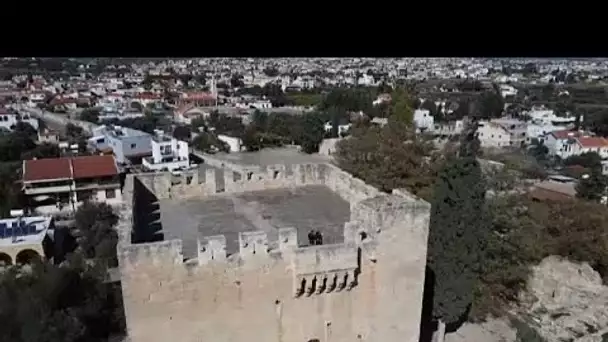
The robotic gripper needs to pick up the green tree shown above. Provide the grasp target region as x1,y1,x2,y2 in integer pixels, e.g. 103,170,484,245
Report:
21,143,61,160
80,109,100,123
172,125,191,141
299,112,325,154
251,110,269,131
576,168,608,201
74,202,119,266
420,100,438,117
389,87,415,125
477,90,504,119
0,254,126,342
335,120,438,199
473,195,608,319
564,151,602,170
267,113,295,140
241,125,262,152
427,123,488,339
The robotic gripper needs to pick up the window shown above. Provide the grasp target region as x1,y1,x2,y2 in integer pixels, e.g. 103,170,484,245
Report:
130,143,136,148
106,189,116,199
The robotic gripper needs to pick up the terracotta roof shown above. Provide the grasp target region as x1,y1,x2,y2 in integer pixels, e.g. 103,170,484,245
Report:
23,158,72,182
550,130,578,140
22,155,118,182
549,130,595,140
182,91,215,101
71,155,118,179
577,137,608,148
135,93,161,100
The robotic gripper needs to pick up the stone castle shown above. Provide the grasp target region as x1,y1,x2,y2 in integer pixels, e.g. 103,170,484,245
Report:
116,154,430,342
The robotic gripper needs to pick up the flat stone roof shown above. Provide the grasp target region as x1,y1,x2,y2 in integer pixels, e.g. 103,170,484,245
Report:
158,185,350,259
209,147,330,167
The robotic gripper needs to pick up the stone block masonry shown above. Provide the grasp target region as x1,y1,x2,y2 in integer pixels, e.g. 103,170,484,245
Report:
117,159,430,342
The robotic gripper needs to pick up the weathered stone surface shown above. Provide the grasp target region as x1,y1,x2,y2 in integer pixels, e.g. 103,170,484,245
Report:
117,155,431,342
520,256,608,342
445,319,516,342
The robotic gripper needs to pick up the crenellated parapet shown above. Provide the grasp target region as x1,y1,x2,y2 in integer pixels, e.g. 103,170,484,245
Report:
118,239,184,271
238,231,270,257
118,160,430,300
132,169,217,200
197,235,227,263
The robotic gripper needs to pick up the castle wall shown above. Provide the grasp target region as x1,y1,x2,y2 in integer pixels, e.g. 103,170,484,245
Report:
117,163,430,342
132,169,217,201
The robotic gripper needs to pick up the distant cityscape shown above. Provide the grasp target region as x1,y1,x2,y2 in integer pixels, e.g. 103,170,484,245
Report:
1,57,608,342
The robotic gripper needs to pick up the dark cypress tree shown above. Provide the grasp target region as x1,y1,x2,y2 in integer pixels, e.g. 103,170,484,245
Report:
576,167,608,202
426,118,488,340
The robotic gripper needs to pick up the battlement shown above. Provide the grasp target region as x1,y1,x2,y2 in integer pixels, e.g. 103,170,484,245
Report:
119,239,183,270
118,158,431,342
132,168,217,200
119,160,428,266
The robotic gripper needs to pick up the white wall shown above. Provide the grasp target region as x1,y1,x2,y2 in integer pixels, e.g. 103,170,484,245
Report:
218,135,242,152
0,114,39,131
177,140,189,160
414,109,434,131
477,122,510,148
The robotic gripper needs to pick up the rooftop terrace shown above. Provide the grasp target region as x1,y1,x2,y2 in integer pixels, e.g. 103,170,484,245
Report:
158,185,350,259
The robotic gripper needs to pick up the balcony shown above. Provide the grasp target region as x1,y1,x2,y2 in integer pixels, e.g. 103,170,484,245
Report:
142,156,189,172
74,181,120,191
24,184,71,195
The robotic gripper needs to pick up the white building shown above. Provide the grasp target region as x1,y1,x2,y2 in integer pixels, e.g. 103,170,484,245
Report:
0,215,54,266
527,109,579,126
499,84,518,98
477,119,528,148
22,155,122,216
413,109,434,132
174,105,209,125
432,120,464,137
251,100,272,110
97,110,145,122
542,130,608,160
142,133,190,172
324,122,351,135
0,112,39,131
218,134,242,153
477,121,511,148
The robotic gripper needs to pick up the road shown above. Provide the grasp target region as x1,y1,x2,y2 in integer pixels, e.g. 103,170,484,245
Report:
196,106,313,116
19,105,99,135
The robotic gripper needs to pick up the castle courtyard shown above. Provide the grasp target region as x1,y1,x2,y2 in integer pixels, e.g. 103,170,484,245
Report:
159,185,350,259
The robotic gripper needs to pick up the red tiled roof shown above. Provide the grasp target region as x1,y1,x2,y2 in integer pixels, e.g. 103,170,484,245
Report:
550,130,577,140
577,136,608,148
182,91,215,101
50,97,77,105
550,130,596,140
23,158,72,182
135,93,161,100
71,155,118,179
22,155,118,182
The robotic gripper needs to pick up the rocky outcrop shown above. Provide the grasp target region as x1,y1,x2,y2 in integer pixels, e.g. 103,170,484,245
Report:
447,256,608,342
445,318,516,342
519,255,608,342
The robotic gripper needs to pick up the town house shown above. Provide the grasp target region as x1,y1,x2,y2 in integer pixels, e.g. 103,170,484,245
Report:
22,155,122,215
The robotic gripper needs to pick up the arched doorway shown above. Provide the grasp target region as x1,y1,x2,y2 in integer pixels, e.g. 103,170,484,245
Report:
0,252,12,266
15,249,41,265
